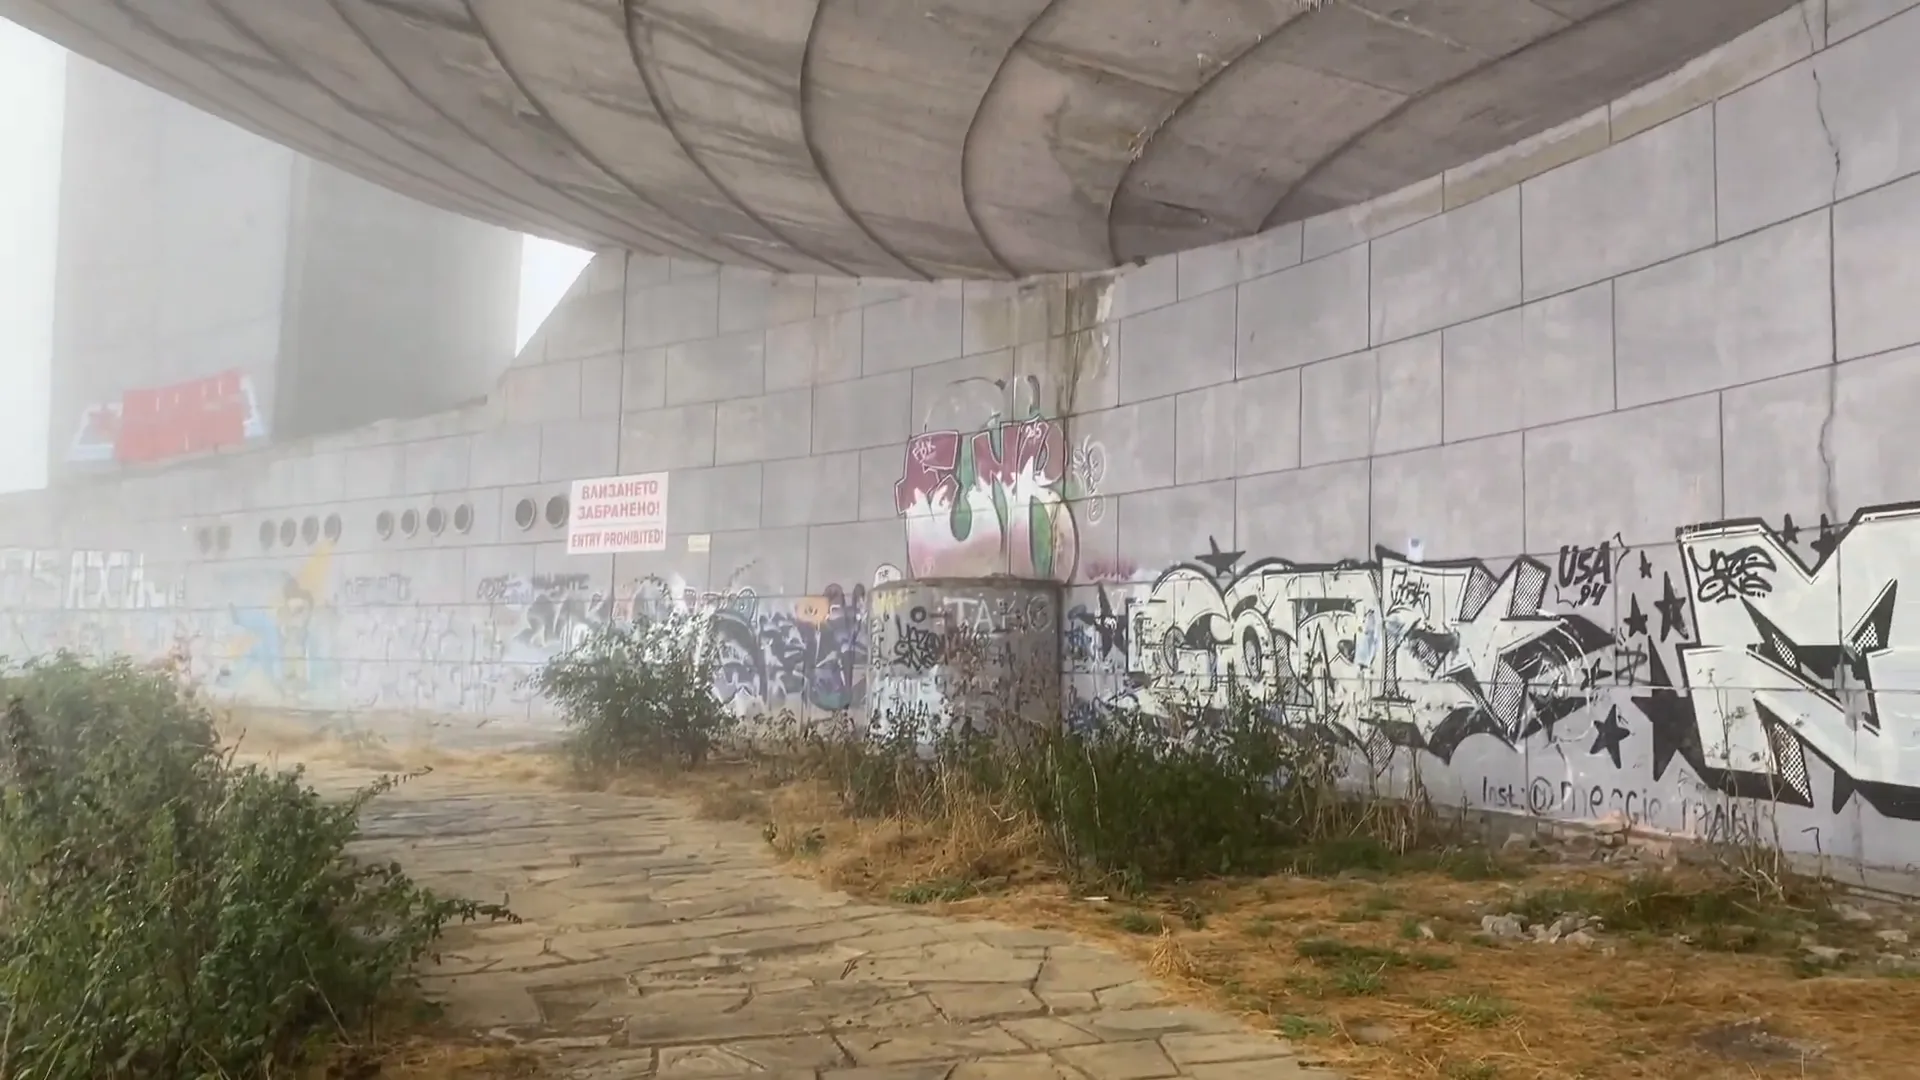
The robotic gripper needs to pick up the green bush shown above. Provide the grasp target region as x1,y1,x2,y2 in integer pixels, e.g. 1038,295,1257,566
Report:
533,609,1439,892
531,614,734,774
1022,696,1326,882
786,685,1398,889
0,652,511,1079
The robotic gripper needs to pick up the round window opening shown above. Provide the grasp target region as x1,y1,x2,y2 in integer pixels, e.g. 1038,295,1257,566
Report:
400,509,419,537
453,503,474,534
259,521,276,550
513,498,537,530
279,519,297,547
375,511,395,540
426,507,447,535
323,514,342,542
544,495,569,528
216,525,232,553
301,517,320,545
195,527,213,555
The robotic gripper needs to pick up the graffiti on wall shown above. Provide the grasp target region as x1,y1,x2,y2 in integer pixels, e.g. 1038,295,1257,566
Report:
895,402,1080,582
1,548,187,612
477,572,614,652
705,584,869,714
869,580,1060,726
605,574,872,715
1665,505,1919,820
67,370,268,465
1093,502,1920,828
1113,538,1616,757
217,545,337,701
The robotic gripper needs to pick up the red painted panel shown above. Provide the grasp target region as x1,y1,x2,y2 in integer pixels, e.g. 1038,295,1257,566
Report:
114,370,249,464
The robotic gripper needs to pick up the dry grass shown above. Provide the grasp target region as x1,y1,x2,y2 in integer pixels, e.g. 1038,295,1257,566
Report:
950,872,1920,1080
301,1026,539,1080
243,728,1920,1080
213,706,560,787
652,761,1920,1080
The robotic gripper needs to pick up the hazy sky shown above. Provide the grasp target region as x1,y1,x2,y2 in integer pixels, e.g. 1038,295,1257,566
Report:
519,237,595,354
0,19,63,496
0,18,592,496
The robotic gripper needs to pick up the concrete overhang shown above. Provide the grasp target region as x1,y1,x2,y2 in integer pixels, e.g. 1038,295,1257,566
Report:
1,0,1798,279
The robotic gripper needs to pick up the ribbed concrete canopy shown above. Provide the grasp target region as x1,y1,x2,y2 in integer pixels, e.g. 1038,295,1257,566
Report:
3,0,1796,278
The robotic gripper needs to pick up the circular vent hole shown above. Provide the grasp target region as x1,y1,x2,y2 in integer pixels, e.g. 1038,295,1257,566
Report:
279,519,297,547
195,527,213,555
323,514,342,542
259,521,276,550
426,507,447,535
544,495,569,528
400,509,419,537
513,498,536,530
301,517,319,545
453,504,474,534
375,511,395,540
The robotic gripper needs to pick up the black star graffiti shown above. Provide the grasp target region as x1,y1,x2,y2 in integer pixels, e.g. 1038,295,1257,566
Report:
1073,585,1127,660
1196,536,1244,578
1588,704,1631,769
1632,648,1698,782
1578,659,1612,692
1779,513,1800,545
1654,572,1688,642
1622,594,1649,638
1638,551,1653,579
1610,642,1649,686
1518,690,1590,743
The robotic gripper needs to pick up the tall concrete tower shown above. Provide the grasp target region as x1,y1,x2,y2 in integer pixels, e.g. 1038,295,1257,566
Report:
47,57,522,481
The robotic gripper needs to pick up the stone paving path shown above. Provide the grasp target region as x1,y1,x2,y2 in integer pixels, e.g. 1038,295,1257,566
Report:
323,766,1345,1080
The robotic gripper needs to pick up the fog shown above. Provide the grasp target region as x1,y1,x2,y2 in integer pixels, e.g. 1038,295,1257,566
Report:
0,17,591,494
0,18,63,495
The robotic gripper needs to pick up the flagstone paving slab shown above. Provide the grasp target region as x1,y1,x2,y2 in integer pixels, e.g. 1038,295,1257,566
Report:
314,766,1345,1080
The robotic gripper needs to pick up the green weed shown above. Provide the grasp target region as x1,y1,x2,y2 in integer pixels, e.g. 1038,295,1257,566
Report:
530,614,735,773
1331,965,1385,995
0,654,513,1079
890,878,977,904
1432,992,1513,1027
1296,938,1454,971
1510,870,1829,954
1339,890,1401,922
1277,1014,1332,1039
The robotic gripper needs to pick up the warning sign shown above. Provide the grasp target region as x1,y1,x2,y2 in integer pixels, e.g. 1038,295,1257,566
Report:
567,472,669,555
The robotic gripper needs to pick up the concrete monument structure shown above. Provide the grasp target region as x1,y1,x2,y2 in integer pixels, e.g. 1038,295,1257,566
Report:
49,56,523,481
1,0,1798,275
3,0,1920,883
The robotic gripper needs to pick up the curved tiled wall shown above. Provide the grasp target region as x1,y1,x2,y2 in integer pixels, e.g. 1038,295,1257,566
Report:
6,0,1920,875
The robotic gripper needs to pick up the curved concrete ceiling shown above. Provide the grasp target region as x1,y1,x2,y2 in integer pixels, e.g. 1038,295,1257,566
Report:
2,0,1797,279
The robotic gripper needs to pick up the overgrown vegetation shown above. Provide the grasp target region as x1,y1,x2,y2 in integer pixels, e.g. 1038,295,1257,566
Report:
541,621,1461,892
0,652,513,1079
530,614,734,776
537,615,1920,1080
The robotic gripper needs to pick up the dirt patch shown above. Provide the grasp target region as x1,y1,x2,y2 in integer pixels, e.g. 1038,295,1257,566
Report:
308,1034,539,1080
216,707,559,787
1691,1018,1825,1067
643,762,1920,1080
277,740,1920,1080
